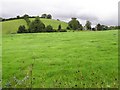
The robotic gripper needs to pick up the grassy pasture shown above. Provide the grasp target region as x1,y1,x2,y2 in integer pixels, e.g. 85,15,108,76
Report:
2,30,118,88
1,18,68,34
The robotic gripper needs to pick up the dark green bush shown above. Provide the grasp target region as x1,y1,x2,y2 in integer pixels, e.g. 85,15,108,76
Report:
45,25,54,32
17,25,28,33
58,24,61,31
47,14,52,19
59,29,67,32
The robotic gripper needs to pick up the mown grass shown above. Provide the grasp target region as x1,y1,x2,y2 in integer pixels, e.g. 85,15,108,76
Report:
2,30,118,88
1,18,68,34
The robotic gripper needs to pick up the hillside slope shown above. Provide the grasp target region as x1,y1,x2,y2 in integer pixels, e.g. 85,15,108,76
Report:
2,18,68,34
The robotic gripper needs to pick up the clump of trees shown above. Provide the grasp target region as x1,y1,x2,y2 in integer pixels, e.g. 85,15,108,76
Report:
107,26,120,30
41,14,52,19
67,18,97,31
67,18,83,30
67,18,119,31
1,14,29,21
28,16,45,33
95,24,109,31
17,16,66,33
18,16,45,33
41,14,47,18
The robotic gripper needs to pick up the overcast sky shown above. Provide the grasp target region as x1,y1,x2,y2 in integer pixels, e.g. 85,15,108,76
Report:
0,0,119,26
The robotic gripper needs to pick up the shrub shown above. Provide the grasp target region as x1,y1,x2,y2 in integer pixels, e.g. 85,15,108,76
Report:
45,25,54,32
66,26,71,30
58,24,61,31
46,14,52,19
17,25,28,33
59,29,67,32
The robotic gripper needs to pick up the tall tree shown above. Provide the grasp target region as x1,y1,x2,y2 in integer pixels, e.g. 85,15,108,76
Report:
23,14,29,19
17,16,20,19
47,14,52,19
96,23,102,30
23,14,31,27
85,21,91,30
29,16,45,33
41,14,47,18
68,18,82,30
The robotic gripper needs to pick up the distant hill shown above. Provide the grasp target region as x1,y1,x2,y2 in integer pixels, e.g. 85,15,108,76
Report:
1,18,68,34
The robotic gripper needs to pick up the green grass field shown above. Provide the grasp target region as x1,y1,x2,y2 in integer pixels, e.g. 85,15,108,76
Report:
0,47,1,87
1,18,68,34
2,30,118,88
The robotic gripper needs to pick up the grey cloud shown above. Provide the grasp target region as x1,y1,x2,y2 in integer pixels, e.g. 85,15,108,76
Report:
78,14,98,21
1,0,118,26
99,19,118,26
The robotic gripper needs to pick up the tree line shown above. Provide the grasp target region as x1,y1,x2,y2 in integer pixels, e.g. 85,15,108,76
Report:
18,15,120,33
1,14,52,22
1,14,119,32
67,18,120,31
